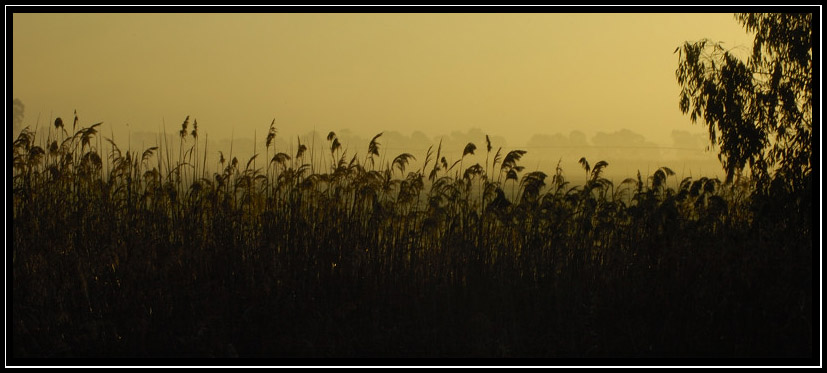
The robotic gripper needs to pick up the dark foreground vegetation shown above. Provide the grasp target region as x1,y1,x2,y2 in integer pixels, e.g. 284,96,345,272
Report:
10,117,813,360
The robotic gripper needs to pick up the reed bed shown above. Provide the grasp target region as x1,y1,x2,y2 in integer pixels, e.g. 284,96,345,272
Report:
11,116,813,358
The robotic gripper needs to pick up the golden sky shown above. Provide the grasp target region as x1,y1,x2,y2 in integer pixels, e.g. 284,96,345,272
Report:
12,12,754,157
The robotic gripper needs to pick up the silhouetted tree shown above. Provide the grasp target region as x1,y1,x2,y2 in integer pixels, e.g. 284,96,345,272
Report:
675,13,812,191
13,98,25,135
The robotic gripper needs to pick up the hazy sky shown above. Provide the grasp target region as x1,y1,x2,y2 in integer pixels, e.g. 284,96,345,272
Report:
11,11,754,157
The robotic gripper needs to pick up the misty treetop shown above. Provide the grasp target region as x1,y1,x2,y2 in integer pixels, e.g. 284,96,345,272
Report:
676,13,812,190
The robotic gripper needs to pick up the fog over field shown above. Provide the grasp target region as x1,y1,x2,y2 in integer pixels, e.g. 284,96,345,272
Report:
12,12,751,186
12,117,725,188
9,10,814,361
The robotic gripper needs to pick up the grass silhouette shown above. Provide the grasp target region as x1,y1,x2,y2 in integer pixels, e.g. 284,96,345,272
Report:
11,116,813,359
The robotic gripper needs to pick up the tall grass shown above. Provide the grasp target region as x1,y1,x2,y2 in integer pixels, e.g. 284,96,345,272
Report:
11,116,812,358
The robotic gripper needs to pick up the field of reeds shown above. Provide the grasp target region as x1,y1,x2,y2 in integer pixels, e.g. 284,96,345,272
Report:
11,115,813,359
